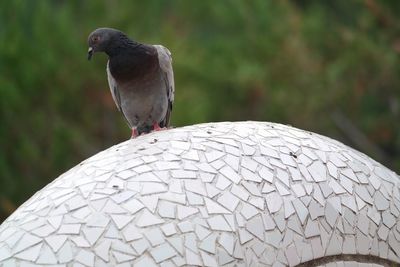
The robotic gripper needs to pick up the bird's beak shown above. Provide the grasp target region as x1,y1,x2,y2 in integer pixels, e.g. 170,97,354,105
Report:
87,47,93,60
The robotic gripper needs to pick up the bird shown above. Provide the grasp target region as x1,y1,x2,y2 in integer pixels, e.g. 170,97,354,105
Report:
87,28,174,138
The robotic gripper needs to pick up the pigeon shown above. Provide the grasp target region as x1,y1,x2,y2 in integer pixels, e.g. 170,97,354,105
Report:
87,28,174,138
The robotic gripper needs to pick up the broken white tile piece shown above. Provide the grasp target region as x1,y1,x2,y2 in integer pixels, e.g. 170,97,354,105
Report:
136,209,165,227
219,166,241,184
14,243,42,261
199,233,217,254
207,215,233,231
204,197,230,214
150,243,177,263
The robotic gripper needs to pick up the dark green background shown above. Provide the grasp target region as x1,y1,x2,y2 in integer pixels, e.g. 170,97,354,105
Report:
1,0,399,221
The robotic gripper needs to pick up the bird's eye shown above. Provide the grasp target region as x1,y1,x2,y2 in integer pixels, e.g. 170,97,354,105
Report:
92,36,100,43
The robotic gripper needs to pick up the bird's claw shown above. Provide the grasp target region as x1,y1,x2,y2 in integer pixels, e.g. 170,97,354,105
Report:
152,123,163,132
131,128,139,138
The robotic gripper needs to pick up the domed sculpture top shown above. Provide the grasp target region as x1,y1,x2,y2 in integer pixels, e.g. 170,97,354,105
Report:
0,121,399,266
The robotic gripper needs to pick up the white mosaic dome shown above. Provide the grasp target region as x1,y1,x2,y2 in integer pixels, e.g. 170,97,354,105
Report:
0,121,399,267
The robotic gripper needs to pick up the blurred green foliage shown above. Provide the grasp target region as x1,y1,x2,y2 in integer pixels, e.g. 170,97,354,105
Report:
0,0,399,220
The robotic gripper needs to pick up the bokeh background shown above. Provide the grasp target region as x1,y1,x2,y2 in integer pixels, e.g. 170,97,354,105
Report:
0,0,399,222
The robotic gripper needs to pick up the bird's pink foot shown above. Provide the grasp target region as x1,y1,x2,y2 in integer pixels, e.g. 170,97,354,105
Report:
153,122,163,131
131,128,139,138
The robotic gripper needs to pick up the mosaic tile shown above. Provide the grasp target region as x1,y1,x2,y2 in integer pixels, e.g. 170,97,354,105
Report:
45,235,68,252
184,233,198,253
199,233,217,254
382,210,396,228
150,243,177,263
241,181,262,196
304,218,320,238
217,192,240,212
251,238,266,257
205,197,231,214
185,248,203,265
374,191,390,211
101,200,128,214
224,214,236,231
178,221,194,233
170,170,197,179
342,196,358,212
136,209,164,227
357,213,370,235
246,215,265,241
240,202,259,220
249,196,265,210
113,251,136,263
207,215,233,231
340,175,354,194
289,167,303,182
274,211,287,232
259,142,279,158
285,243,300,266
0,121,399,266
262,183,276,194
259,167,274,183
144,228,165,246
218,247,235,265
242,168,262,183
57,240,73,263
200,250,218,267
194,225,210,241
76,249,95,266
276,182,290,196
231,184,250,201
94,240,111,262
184,180,206,196
131,238,150,255
223,154,239,172
205,150,225,163
238,228,253,244
220,166,241,184
158,201,176,219
141,182,167,195
36,244,58,264
292,199,308,225
15,243,42,261
205,183,220,198
215,175,232,190
134,255,157,267
378,225,389,241
181,150,200,161
276,169,290,187
176,205,198,220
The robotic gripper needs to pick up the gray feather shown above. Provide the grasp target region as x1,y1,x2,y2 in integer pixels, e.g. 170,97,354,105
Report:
153,45,174,127
106,61,132,128
106,61,121,111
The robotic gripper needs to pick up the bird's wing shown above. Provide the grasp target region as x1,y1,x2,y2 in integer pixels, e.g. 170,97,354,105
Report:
106,61,132,127
153,45,174,127
106,61,122,111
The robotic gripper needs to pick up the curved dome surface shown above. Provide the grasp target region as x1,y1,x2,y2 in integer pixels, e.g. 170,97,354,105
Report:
0,121,399,267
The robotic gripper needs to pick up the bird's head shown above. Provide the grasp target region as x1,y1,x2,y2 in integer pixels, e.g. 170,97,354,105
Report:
87,28,126,60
